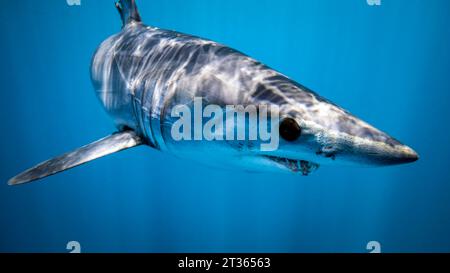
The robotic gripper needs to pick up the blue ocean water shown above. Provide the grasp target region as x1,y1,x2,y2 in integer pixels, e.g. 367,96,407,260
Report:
0,0,449,253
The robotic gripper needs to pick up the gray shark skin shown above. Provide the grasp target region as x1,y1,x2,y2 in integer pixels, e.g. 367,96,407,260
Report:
9,0,418,185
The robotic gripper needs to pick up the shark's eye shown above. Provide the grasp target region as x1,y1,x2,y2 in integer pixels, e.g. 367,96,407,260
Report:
279,118,301,141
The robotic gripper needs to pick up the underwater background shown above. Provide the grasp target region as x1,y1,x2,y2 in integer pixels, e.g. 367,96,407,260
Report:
0,0,449,253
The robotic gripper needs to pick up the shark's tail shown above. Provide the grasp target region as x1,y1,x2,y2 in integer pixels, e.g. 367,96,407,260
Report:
115,0,141,27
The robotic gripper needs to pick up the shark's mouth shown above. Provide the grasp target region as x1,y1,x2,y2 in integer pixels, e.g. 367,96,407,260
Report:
265,156,320,175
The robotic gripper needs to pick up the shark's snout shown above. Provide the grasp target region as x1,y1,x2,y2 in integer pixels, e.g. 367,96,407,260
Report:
325,123,419,166
293,100,419,167
368,141,419,165
405,148,420,162
395,145,419,163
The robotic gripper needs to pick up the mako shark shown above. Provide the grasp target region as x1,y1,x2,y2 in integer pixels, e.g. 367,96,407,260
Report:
8,0,418,185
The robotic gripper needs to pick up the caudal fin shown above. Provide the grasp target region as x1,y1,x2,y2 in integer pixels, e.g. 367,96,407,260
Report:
115,0,142,27
8,131,142,186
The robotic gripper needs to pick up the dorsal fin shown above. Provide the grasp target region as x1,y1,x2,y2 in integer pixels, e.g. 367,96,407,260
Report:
115,0,142,27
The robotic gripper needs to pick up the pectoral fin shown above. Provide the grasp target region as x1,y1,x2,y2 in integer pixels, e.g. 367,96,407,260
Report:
8,130,143,186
